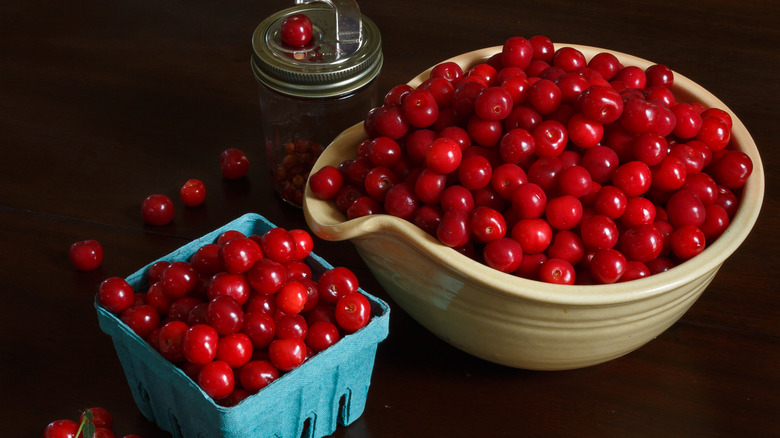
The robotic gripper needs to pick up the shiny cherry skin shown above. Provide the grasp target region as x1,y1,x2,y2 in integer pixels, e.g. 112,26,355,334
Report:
180,178,206,207
288,229,313,260
275,280,309,314
309,166,344,200
198,360,235,400
482,237,524,273
545,195,583,231
335,292,371,332
158,320,189,362
206,295,244,335
98,277,135,313
220,237,261,274
160,261,199,300
44,419,80,438
539,258,576,285
670,225,707,260
219,148,250,180
317,266,359,306
183,323,219,364
69,239,103,271
80,407,113,430
207,272,250,306
403,88,440,128
268,337,307,371
239,360,279,393
120,304,160,340
280,13,313,48
619,223,664,263
261,228,297,264
190,243,225,275
141,194,174,226
437,209,471,248
215,332,253,368
666,189,706,228
246,258,286,295
589,248,628,284
470,206,507,243
241,311,276,349
305,321,341,352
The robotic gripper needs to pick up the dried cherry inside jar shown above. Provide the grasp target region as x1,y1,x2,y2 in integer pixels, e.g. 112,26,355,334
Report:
251,0,382,206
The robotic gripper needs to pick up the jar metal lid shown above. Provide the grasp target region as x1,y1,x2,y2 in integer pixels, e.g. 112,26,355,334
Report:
251,3,383,98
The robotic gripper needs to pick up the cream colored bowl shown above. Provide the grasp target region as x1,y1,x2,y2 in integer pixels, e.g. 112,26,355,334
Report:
302,45,765,370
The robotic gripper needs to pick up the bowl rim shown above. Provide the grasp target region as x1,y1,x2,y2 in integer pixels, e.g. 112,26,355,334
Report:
303,44,765,306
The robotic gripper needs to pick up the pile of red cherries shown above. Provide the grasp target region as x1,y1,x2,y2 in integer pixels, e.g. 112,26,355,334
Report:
97,227,372,404
309,35,753,285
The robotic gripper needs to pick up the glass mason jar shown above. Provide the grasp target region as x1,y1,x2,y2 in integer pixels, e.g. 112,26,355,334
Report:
251,0,382,206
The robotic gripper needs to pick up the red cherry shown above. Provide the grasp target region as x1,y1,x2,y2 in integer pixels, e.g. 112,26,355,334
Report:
261,228,297,264
183,323,219,364
98,277,135,313
403,88,440,128
44,419,79,438
425,137,463,174
539,258,576,285
141,194,174,226
309,166,344,200
709,149,753,189
268,337,307,371
120,304,160,339
190,243,225,275
180,178,206,207
206,295,244,335
305,321,341,352
241,311,276,349
431,61,464,83
317,266,359,306
501,36,534,69
215,332,253,368
469,206,507,243
280,13,313,48
474,86,514,121
160,261,199,300
620,224,664,263
239,360,279,393
275,280,309,314
288,229,314,260
207,272,250,305
590,248,628,284
220,237,261,274
670,225,707,260
69,239,103,271
81,407,114,430
482,237,524,273
220,148,250,180
198,360,235,400
547,230,585,266
158,320,189,362
246,258,286,295
335,292,372,332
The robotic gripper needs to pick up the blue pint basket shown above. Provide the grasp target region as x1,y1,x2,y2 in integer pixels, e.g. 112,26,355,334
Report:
95,213,390,438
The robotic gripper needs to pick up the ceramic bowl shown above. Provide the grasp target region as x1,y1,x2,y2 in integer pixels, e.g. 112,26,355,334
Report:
302,44,765,370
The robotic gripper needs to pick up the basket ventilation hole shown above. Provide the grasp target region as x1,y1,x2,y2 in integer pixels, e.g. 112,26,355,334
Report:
300,414,316,438
338,390,351,424
136,383,152,414
168,412,184,438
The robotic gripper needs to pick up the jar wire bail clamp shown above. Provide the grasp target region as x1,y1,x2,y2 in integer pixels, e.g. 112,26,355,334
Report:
294,0,363,57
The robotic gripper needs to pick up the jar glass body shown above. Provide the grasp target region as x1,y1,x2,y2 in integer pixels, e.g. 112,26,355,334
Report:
257,79,379,206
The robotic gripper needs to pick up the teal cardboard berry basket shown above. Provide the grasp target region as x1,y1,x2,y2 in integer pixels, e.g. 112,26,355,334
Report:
95,213,390,438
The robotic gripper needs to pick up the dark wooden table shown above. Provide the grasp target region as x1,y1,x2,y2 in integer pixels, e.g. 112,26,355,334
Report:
2,1,778,437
